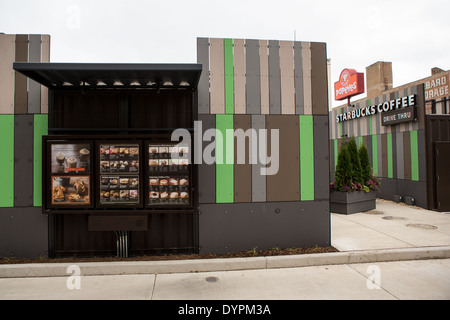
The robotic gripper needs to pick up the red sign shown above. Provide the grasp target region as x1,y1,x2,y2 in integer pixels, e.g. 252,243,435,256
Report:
334,69,365,101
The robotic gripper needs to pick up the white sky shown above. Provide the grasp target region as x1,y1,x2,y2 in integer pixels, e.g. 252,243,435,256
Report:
1,0,449,108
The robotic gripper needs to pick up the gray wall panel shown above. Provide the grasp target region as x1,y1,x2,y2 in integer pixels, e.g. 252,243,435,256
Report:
28,35,41,114
251,115,266,202
0,207,48,258
314,116,330,200
198,114,216,203
14,115,34,207
197,38,210,114
246,39,261,115
294,42,304,115
310,42,328,115
268,40,281,114
199,201,330,253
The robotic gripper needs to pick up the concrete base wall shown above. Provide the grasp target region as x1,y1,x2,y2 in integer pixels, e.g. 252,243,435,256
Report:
199,201,330,254
377,178,427,209
0,207,48,258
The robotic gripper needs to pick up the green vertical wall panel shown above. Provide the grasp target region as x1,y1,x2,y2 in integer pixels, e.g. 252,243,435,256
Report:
410,130,419,181
299,115,314,201
224,39,235,115
358,136,363,148
216,114,234,203
33,114,48,206
0,115,14,207
387,132,393,178
372,134,378,177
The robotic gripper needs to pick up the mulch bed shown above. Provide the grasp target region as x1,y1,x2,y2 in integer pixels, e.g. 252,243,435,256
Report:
0,246,338,265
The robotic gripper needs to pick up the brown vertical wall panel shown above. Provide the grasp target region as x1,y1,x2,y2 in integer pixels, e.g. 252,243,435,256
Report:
310,42,328,115
0,35,16,114
403,131,411,180
234,115,252,202
14,35,28,114
259,40,270,115
233,39,246,114
266,115,300,201
294,42,304,115
279,41,295,114
40,35,50,114
301,42,312,115
209,38,225,114
197,37,210,114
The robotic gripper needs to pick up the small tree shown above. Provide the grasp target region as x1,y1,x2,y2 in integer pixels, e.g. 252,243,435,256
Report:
334,144,353,192
359,144,372,184
347,137,363,185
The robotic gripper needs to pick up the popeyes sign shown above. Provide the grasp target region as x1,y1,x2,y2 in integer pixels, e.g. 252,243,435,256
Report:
334,69,365,101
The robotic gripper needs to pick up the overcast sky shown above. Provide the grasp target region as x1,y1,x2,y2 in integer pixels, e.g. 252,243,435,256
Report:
1,0,449,108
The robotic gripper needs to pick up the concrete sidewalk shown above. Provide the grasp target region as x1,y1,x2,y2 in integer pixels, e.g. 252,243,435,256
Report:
0,199,449,278
0,199,450,300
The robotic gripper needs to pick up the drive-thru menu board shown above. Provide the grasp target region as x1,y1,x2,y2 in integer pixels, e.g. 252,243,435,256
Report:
99,144,140,205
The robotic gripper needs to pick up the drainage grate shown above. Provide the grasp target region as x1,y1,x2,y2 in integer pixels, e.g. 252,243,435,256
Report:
382,216,408,221
205,276,219,283
406,223,437,230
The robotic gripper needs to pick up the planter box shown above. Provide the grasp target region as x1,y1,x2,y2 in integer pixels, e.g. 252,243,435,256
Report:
330,190,376,214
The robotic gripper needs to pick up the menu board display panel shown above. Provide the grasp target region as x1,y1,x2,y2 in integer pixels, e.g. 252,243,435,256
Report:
51,143,91,174
51,176,90,205
147,143,191,207
98,143,142,207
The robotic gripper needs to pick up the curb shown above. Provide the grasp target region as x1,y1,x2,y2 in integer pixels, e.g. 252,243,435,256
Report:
1,246,449,278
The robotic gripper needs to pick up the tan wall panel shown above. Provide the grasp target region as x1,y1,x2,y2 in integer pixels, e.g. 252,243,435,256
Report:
279,41,295,114
0,35,16,114
41,35,50,114
209,38,225,114
233,39,246,114
259,40,270,115
301,42,312,115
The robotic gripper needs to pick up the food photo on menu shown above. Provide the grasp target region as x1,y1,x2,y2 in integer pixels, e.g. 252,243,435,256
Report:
148,176,189,204
100,175,139,204
100,144,139,173
51,143,90,173
52,176,90,205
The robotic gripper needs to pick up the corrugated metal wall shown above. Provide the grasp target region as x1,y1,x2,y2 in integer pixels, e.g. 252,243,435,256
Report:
197,38,330,253
0,34,50,258
329,84,428,208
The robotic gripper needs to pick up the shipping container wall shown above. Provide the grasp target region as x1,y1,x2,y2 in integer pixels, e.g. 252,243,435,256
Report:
197,38,330,253
0,34,50,258
329,84,429,209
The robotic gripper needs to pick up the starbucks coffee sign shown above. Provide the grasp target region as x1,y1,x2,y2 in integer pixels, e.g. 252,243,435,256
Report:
335,94,417,124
